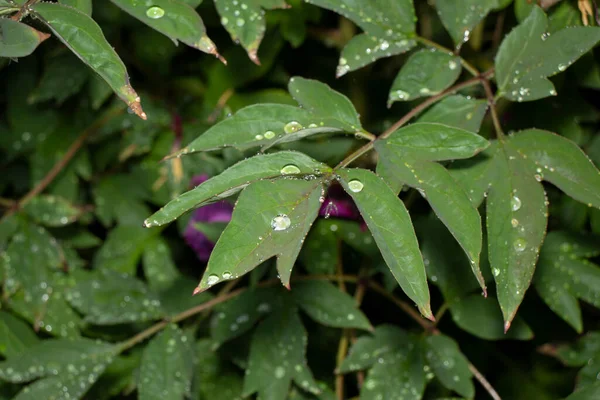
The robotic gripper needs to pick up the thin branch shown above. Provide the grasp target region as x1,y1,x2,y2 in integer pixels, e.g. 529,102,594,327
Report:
469,362,503,400
480,77,505,140
10,0,37,21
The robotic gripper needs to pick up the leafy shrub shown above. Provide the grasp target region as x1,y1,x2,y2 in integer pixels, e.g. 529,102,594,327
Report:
2,0,600,399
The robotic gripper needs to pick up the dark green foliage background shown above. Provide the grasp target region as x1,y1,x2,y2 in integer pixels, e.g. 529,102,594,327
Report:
2,0,600,399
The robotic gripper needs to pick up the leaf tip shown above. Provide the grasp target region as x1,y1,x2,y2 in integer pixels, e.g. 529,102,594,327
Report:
192,286,204,296
504,320,512,333
248,49,261,65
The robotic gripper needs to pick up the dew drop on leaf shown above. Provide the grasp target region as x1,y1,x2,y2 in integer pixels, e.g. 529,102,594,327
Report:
222,271,232,279
493,268,500,277
274,366,285,378
255,134,264,140
511,196,522,211
513,238,527,252
146,6,165,19
348,179,364,193
271,214,291,231
280,164,301,175
207,274,220,285
264,130,276,139
284,121,302,134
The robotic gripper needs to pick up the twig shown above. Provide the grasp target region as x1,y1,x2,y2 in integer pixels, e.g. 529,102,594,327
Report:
469,362,503,400
207,88,234,123
480,77,505,140
10,0,37,21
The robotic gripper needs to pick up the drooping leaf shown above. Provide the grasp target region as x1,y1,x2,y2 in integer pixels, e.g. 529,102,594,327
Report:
145,151,330,227
31,2,146,119
337,168,432,319
210,286,282,347
194,178,323,292
242,306,320,399
495,6,600,102
424,335,474,398
375,123,488,292
138,324,194,400
436,0,499,49
534,231,600,333
291,281,372,330
0,338,117,400
0,311,39,358
215,0,288,63
110,0,222,60
388,49,462,105
0,18,50,58
418,95,488,133
22,195,80,227
66,269,164,325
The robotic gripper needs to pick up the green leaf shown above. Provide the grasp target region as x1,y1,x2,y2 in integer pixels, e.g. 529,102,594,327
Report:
495,6,600,102
22,195,80,227
31,2,146,119
337,168,432,319
58,0,92,15
436,0,498,49
336,34,416,77
145,151,330,227
142,236,180,291
94,174,152,227
291,281,372,330
0,311,39,358
28,52,90,105
86,353,141,400
210,286,282,347
0,338,116,399
158,276,214,315
418,95,488,133
509,130,600,209
110,0,222,60
215,0,288,63
375,124,487,291
449,294,534,340
67,269,164,325
173,104,353,155
534,231,600,333
388,49,462,105
138,324,194,400
288,77,362,130
243,306,320,399
556,332,600,367
195,178,323,292
424,335,474,398
194,340,244,400
338,325,409,373
300,219,338,275
93,225,156,275
565,382,600,400
0,18,50,58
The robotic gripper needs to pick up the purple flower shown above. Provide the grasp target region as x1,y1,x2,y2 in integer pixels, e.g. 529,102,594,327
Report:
184,175,233,262
319,184,361,221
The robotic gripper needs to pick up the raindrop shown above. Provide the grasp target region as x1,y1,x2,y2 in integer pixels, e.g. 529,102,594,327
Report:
511,218,519,227
284,121,302,133
221,17,229,25
448,60,458,70
380,40,390,51
394,90,409,100
513,238,527,252
280,164,301,175
222,271,232,279
558,64,567,71
207,274,219,286
348,179,364,193
534,174,543,182
264,131,276,139
255,134,264,140
236,18,245,27
274,366,285,378
271,214,291,231
146,6,165,19
511,196,522,211
493,268,500,277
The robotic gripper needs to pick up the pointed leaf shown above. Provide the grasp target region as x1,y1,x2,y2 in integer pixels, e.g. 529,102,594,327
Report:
424,335,474,398
67,269,164,325
565,383,600,400
22,195,80,227
448,144,498,207
195,178,323,292
210,287,281,347
174,104,351,155
142,236,180,291
436,0,498,49
0,18,50,58
509,130,600,209
389,49,462,105
93,225,156,275
0,311,39,358
138,324,194,400
243,306,320,399
495,6,600,102
534,232,600,332
337,34,416,77
418,95,488,133
109,0,221,58
215,0,287,63
59,0,93,15
337,168,432,319
288,77,362,130
31,2,146,119
145,151,330,227
292,281,372,330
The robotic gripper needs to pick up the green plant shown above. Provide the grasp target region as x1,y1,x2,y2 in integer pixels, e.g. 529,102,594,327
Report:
2,0,600,399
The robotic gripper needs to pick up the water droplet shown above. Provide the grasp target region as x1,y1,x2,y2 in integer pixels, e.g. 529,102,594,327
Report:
271,214,291,231
511,218,519,227
308,123,318,128
534,174,542,182
448,60,457,70
207,274,219,285
493,268,500,277
255,134,264,140
380,40,389,50
274,366,285,378
264,131,276,139
284,121,302,133
221,17,229,25
348,179,364,193
394,90,409,100
236,18,245,27
146,6,165,19
419,87,431,94
280,164,301,175
558,64,567,72
513,238,527,252
541,32,550,40
222,271,232,279
511,196,522,211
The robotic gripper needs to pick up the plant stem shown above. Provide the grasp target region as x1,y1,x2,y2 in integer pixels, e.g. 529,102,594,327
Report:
469,362,503,400
480,77,505,140
10,0,37,21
